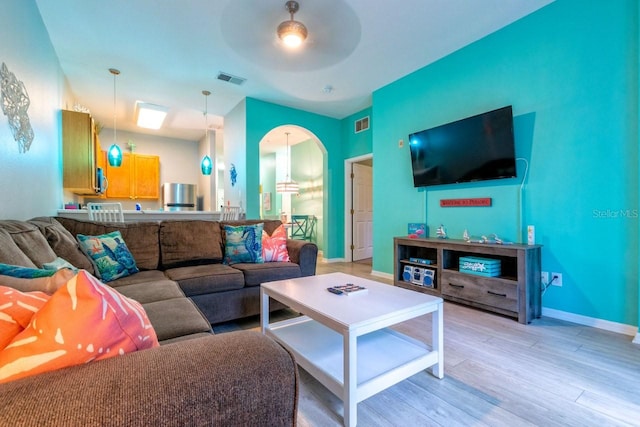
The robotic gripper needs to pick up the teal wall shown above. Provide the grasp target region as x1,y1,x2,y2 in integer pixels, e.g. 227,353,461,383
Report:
245,98,342,258
372,0,639,326
342,107,373,159
0,0,65,219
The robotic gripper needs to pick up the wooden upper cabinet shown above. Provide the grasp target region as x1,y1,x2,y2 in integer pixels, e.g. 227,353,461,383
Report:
133,154,160,199
105,152,159,199
105,152,132,199
62,110,98,194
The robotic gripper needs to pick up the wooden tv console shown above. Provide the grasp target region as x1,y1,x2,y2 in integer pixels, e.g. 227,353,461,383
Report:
394,237,542,324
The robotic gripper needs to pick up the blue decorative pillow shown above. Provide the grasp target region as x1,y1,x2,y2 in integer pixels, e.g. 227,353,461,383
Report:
224,224,264,265
76,231,139,282
0,263,56,279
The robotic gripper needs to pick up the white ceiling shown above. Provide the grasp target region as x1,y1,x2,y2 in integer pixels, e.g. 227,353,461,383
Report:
35,0,553,145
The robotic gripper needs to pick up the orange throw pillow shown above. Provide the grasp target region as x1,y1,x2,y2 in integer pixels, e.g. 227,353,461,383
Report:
0,270,159,384
0,287,50,350
262,225,290,262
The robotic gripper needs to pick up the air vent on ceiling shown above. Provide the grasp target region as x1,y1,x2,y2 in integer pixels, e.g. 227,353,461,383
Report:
354,116,370,133
217,72,246,85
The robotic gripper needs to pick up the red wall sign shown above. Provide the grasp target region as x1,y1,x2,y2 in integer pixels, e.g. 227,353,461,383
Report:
440,198,492,207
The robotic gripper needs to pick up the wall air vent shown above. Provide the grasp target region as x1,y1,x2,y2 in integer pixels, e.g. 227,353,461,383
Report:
355,116,370,133
216,72,246,86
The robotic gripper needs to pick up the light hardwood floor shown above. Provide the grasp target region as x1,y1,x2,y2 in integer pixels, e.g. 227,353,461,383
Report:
215,260,640,426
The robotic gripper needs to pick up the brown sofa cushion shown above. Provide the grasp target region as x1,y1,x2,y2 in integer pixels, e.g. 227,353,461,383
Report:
231,262,301,287
107,270,168,287
54,218,160,271
164,264,244,296
114,280,185,304
0,332,298,426
0,221,57,267
29,217,95,274
0,229,37,268
159,220,223,268
142,298,212,341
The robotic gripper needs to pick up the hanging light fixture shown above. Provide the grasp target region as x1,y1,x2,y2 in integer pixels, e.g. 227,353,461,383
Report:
200,90,212,175
276,132,299,193
277,1,308,48
107,68,123,167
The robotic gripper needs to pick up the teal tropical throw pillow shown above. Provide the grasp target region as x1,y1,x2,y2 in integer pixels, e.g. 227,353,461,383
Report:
76,231,139,282
0,263,56,278
224,224,264,265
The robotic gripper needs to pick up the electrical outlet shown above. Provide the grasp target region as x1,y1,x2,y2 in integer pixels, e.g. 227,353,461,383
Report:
541,271,549,285
551,272,563,287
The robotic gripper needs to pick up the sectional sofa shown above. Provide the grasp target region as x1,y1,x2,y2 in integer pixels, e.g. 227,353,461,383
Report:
52,216,318,325
0,216,315,425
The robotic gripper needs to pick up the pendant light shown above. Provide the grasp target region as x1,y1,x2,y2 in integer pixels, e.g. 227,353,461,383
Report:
200,90,212,175
107,68,123,167
276,132,299,193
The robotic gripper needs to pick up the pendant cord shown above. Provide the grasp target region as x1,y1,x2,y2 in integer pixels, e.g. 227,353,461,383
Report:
113,72,116,144
202,90,211,140
109,68,120,146
285,132,290,181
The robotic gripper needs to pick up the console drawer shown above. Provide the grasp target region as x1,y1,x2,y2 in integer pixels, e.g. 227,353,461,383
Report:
441,271,518,312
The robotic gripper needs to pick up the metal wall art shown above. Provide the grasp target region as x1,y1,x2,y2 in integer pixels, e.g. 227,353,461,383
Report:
0,62,34,153
230,163,237,187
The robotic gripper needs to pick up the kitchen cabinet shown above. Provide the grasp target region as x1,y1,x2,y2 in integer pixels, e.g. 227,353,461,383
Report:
105,152,159,199
62,110,101,195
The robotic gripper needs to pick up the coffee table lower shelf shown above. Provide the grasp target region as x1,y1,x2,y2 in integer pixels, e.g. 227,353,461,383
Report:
265,315,438,403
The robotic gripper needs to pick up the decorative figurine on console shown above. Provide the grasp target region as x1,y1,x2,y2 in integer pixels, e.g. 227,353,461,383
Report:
492,233,513,245
436,224,447,239
463,229,486,243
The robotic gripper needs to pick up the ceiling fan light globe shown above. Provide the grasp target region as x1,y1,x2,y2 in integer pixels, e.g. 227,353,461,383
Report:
278,20,307,47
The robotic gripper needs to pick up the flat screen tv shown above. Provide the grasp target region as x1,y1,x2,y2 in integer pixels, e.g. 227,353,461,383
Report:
409,106,516,187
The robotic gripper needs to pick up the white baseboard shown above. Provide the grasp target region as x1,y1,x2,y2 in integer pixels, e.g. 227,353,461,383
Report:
371,270,393,280
542,307,638,339
319,257,346,263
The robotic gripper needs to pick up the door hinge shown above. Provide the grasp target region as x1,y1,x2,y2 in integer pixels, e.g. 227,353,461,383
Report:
350,244,355,250
350,172,355,179
350,209,354,215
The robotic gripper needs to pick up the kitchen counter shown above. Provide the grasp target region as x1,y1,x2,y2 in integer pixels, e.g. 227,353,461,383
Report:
57,209,225,222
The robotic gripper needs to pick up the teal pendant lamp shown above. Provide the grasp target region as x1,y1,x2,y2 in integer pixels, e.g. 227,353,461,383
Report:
108,143,122,167
201,155,212,175
201,90,212,175
108,68,123,167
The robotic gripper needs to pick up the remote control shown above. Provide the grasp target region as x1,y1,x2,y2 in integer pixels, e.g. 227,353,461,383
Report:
327,287,343,295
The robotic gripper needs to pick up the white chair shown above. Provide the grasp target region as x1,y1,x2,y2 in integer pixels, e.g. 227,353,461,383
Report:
87,202,124,223
220,206,241,221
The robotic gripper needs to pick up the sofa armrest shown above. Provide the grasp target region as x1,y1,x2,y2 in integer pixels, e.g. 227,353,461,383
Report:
286,239,318,276
0,332,298,427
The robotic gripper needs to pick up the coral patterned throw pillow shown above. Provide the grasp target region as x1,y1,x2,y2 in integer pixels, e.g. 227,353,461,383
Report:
0,270,158,384
262,225,290,262
0,287,50,350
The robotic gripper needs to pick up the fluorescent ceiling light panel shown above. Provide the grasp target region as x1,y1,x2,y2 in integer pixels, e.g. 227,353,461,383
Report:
135,102,169,129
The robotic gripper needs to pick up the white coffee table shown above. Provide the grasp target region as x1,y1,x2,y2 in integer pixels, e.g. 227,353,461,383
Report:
261,272,444,427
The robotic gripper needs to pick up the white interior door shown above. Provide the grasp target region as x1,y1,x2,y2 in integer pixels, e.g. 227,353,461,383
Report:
352,163,373,260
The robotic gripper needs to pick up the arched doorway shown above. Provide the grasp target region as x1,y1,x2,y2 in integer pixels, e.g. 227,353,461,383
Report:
259,125,326,254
